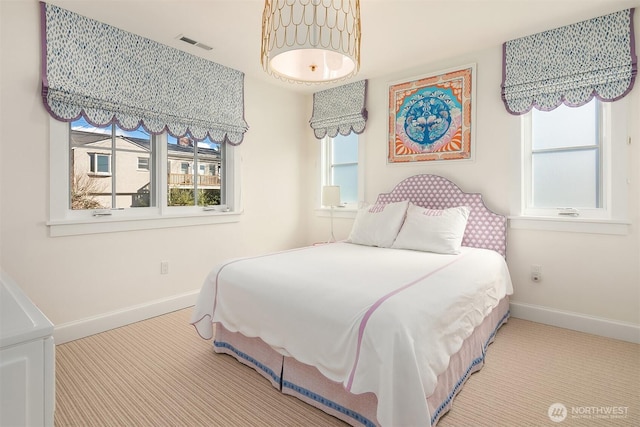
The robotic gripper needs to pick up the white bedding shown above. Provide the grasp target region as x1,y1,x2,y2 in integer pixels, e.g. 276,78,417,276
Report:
191,242,513,426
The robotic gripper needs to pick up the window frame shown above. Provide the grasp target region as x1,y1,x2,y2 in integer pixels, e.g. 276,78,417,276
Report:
522,99,607,219
510,98,630,235
137,156,149,171
48,118,241,237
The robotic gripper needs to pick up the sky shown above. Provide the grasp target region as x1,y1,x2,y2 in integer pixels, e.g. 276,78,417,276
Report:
71,116,218,148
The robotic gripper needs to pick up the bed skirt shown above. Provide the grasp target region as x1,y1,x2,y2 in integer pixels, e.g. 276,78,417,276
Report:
213,296,510,426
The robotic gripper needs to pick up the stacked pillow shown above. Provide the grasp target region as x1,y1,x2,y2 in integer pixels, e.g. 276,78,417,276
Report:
347,201,470,254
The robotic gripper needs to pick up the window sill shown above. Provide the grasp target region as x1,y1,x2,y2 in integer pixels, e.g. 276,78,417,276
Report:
47,211,242,237
315,207,357,219
509,216,631,235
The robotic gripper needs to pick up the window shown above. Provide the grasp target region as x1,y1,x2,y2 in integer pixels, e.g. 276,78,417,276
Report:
525,99,603,215
90,153,111,175
137,157,149,170
49,117,240,236
514,98,630,234
321,132,362,209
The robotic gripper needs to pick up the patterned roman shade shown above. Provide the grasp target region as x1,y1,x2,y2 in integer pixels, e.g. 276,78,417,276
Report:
310,80,368,139
501,8,637,115
40,2,248,144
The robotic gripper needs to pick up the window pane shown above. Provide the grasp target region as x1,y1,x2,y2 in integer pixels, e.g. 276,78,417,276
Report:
332,133,358,163
532,99,597,150
167,135,221,206
70,119,112,210
197,140,221,206
114,124,152,208
333,164,358,203
532,149,599,208
96,155,110,173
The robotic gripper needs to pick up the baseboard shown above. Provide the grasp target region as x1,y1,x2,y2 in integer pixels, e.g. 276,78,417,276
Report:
53,297,640,345
53,290,199,344
509,302,640,344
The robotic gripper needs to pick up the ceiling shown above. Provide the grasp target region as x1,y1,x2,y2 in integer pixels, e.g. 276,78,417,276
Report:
49,0,640,93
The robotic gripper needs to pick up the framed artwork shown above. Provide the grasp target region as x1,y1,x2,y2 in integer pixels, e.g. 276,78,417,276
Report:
388,64,475,163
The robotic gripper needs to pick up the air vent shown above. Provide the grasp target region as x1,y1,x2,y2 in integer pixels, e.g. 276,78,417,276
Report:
179,35,197,45
176,34,213,51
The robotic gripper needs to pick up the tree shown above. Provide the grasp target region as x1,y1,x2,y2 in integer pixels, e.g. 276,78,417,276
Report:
71,172,106,210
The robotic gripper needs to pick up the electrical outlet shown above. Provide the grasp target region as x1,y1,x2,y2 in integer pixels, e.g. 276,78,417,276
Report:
161,261,169,275
531,264,542,283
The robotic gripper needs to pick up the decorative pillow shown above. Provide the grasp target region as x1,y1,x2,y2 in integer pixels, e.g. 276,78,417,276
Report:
347,200,409,247
392,204,471,254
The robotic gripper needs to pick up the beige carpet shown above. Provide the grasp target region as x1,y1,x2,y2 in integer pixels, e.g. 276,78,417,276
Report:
55,309,639,427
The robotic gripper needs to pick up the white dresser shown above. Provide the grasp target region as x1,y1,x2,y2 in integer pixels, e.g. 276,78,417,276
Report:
0,271,55,427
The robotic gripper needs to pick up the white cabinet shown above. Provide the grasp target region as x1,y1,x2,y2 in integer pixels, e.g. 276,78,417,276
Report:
1,271,55,427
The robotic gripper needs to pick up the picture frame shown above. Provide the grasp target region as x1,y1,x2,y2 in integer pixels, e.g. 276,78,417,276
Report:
388,64,475,163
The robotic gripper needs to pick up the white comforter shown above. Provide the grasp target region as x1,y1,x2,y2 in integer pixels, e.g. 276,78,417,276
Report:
191,243,513,426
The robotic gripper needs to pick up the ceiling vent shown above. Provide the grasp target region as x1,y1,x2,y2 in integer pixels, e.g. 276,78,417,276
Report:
176,34,213,51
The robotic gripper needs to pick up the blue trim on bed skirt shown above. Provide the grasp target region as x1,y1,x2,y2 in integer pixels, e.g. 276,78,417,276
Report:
214,310,510,427
430,309,511,426
282,380,377,427
213,340,281,386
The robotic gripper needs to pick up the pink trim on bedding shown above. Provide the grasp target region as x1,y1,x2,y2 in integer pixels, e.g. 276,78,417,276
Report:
345,253,469,392
190,314,214,339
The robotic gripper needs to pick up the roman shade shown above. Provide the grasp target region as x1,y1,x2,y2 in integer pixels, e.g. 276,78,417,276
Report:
501,8,637,115
310,80,368,139
40,2,248,144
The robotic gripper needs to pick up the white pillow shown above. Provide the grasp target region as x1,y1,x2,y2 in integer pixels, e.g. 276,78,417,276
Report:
347,200,409,247
392,204,470,254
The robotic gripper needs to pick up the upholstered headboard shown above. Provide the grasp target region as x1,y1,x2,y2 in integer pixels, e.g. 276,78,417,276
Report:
375,174,507,258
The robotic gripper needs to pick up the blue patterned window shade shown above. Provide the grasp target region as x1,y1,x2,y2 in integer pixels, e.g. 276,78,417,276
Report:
40,2,248,144
310,80,368,139
501,8,637,115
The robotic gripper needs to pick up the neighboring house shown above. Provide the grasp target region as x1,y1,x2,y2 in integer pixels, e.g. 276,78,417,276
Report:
70,130,221,209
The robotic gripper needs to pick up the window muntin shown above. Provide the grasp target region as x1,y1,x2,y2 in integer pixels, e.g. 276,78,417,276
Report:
523,99,607,217
323,133,359,205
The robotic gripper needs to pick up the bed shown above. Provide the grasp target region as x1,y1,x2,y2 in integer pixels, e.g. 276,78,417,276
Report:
191,174,513,426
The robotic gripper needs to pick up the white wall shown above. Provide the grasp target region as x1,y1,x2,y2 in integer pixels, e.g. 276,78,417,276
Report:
2,1,638,343
0,0,310,340
305,37,640,334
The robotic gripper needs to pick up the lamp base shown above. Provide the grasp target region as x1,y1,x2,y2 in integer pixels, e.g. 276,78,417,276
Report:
327,206,336,243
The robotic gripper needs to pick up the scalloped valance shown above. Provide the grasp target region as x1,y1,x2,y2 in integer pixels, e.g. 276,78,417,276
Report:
310,80,368,139
501,8,637,115
40,2,248,144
